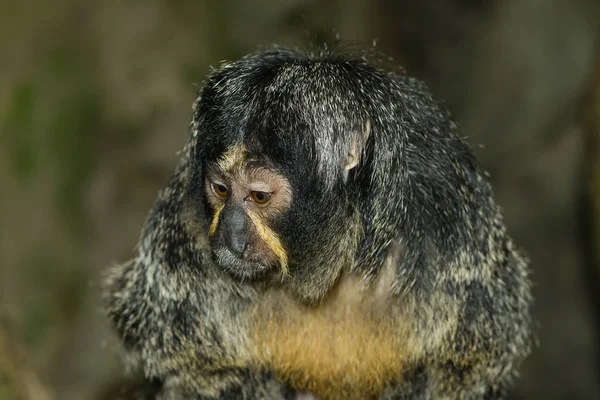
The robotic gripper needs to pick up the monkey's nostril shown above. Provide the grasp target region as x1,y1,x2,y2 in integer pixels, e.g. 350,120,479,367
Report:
242,243,252,259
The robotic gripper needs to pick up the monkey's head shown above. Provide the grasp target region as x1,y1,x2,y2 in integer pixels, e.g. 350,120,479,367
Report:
187,49,382,302
188,48,473,303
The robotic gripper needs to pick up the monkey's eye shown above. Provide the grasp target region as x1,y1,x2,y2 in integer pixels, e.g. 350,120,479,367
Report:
212,183,229,198
250,191,271,204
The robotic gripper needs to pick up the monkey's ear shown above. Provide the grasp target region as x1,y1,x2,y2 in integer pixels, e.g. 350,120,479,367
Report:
343,119,371,173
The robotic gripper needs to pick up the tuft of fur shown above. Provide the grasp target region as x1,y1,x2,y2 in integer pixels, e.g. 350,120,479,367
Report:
104,47,532,399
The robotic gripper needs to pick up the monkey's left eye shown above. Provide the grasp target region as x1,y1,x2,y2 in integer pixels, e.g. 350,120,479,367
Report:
250,191,271,204
212,183,229,198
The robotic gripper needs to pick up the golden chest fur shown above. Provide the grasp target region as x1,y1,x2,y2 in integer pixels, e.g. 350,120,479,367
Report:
248,261,414,400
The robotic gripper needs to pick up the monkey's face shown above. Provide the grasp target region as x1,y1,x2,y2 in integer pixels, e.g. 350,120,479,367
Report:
204,144,293,281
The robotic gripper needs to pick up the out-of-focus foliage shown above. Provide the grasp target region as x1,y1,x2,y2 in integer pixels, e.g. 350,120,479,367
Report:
0,321,52,400
0,1,599,399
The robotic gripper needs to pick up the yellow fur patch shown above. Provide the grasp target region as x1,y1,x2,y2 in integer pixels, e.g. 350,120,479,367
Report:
216,143,246,172
208,204,224,236
249,274,414,400
247,210,288,276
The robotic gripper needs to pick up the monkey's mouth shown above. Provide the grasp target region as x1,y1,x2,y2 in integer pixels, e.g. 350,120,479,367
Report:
212,247,271,281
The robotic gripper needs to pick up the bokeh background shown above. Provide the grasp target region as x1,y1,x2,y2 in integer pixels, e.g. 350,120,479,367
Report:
1,1,599,399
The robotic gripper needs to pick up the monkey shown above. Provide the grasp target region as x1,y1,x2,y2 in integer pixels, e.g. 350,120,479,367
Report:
103,47,532,400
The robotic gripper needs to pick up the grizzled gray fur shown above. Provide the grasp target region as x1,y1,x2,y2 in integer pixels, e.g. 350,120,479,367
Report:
104,47,532,400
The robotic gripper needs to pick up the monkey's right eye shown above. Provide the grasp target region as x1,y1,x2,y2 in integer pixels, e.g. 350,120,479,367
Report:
212,183,229,198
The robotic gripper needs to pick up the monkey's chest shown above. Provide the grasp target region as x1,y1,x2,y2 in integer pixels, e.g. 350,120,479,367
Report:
249,294,409,399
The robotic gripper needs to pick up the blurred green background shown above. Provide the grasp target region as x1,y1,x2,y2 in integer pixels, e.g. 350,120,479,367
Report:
1,1,599,399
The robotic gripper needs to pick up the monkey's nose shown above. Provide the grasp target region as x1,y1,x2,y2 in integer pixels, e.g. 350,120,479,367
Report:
227,234,248,258
220,205,250,258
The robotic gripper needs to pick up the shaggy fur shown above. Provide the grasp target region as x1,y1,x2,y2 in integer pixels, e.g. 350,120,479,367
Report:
104,47,532,399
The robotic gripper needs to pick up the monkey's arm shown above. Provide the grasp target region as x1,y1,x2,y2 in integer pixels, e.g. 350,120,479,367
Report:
381,230,530,399
104,257,297,400
380,244,528,400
